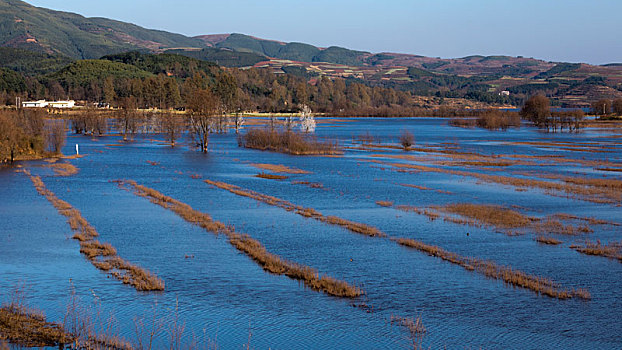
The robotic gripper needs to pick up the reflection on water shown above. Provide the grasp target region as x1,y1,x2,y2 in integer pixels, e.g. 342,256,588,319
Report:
1,118,621,349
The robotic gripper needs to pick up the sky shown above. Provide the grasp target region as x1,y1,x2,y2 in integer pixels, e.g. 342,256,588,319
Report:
25,0,622,65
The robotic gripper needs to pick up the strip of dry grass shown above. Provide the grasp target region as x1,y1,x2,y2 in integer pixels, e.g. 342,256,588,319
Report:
292,181,324,189
250,163,310,174
375,201,394,207
369,160,622,204
204,179,385,237
255,172,289,180
117,180,362,298
571,240,622,262
199,178,590,300
400,183,452,194
47,162,79,176
535,236,563,245
395,238,590,300
22,170,164,292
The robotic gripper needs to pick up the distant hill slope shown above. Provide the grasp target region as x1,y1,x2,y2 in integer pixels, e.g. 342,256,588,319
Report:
196,33,369,66
0,0,205,59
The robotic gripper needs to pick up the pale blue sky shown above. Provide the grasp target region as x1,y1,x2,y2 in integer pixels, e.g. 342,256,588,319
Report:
26,0,622,64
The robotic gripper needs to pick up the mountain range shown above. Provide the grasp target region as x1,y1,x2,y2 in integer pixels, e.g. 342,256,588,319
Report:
2,0,622,107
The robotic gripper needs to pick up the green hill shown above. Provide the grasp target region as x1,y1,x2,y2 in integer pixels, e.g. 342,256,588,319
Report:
101,51,219,77
46,59,153,86
164,48,267,68
0,0,205,59
201,33,368,66
0,47,73,75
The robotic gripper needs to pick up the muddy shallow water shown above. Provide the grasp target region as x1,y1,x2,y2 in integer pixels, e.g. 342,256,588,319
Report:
1,118,621,349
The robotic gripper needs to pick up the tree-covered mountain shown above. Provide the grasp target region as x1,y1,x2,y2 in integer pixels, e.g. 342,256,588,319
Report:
196,33,369,66
0,0,205,59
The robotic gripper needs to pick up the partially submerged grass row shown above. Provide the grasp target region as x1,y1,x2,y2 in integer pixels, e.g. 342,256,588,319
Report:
46,162,79,176
394,238,590,300
394,203,592,236
117,180,362,298
571,240,622,262
200,178,589,300
369,160,622,204
204,179,385,237
23,170,164,292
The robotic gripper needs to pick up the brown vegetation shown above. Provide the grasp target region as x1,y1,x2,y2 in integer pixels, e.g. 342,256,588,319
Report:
395,238,590,300
240,128,341,155
292,181,324,189
117,180,362,298
450,110,520,130
0,304,70,347
255,172,288,180
390,314,426,349
571,240,622,262
23,170,164,292
250,163,310,174
369,160,622,204
376,201,394,207
396,203,591,236
203,179,384,237
47,162,78,176
535,236,563,245
0,285,132,349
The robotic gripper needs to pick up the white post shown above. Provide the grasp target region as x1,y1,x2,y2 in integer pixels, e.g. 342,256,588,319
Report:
75,144,79,155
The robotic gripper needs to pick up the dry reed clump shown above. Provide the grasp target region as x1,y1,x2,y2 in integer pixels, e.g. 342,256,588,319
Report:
292,181,324,189
535,236,563,245
0,305,71,347
22,170,164,292
375,201,394,207
203,179,385,237
117,180,362,298
250,163,311,174
47,162,79,176
240,128,342,155
395,238,590,300
255,172,289,180
571,240,622,262
390,314,426,339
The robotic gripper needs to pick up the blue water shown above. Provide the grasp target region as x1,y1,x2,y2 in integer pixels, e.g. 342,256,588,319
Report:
1,117,621,349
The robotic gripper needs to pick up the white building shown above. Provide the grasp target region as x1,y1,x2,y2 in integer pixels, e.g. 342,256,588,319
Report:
21,100,49,108
48,100,75,108
21,100,75,108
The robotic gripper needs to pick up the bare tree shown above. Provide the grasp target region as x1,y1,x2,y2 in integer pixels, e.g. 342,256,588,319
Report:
520,95,551,131
45,119,66,154
612,98,622,116
399,130,414,150
158,111,185,147
187,89,219,153
118,97,141,141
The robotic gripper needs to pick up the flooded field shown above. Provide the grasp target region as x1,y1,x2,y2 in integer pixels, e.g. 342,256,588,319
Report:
1,117,621,349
